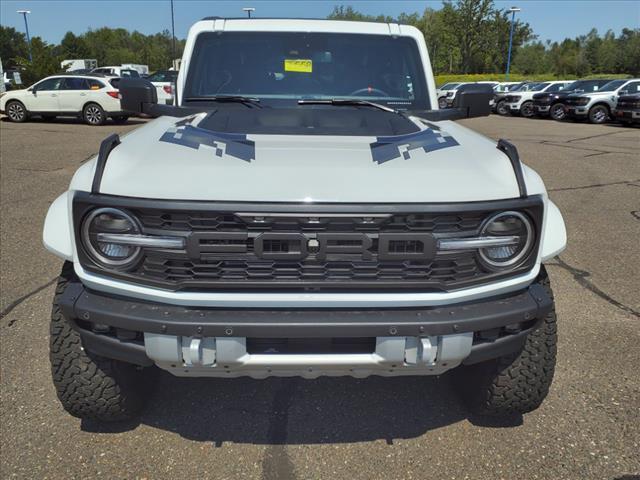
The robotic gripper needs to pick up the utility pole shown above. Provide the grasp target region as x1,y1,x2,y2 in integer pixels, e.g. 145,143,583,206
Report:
243,7,255,18
505,6,521,80
17,10,32,62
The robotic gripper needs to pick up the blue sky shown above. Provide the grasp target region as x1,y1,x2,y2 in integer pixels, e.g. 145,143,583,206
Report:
1,0,639,44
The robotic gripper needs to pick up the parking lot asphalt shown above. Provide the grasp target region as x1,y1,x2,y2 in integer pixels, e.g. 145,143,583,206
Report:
1,114,639,480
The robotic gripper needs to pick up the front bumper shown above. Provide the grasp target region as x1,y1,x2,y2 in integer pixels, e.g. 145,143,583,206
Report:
566,106,589,117
59,279,553,378
533,103,551,114
613,109,640,120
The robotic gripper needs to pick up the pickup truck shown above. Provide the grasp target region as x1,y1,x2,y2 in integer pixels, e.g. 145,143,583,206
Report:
43,18,567,422
532,79,612,121
613,93,640,125
503,81,572,117
564,78,640,124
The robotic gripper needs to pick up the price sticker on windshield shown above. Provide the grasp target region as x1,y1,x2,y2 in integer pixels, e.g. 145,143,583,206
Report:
284,59,312,73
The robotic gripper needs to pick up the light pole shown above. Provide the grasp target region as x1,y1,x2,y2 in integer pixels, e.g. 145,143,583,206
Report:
17,10,32,62
170,0,176,63
242,7,255,18
505,6,521,80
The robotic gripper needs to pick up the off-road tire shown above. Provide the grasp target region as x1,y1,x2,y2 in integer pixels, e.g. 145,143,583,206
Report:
50,262,152,422
452,267,557,417
550,103,566,121
82,103,106,126
6,100,28,122
588,104,609,124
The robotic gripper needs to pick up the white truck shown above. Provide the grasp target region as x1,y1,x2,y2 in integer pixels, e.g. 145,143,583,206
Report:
61,59,98,72
43,18,567,422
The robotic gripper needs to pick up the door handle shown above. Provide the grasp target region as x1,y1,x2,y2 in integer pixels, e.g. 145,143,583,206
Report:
80,93,87,96
51,94,58,97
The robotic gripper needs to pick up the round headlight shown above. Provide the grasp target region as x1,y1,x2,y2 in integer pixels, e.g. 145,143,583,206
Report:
479,211,533,269
81,208,141,267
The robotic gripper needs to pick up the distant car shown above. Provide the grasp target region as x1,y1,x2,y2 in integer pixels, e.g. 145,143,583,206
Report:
435,82,461,109
0,74,129,125
503,81,573,117
147,70,178,105
493,82,540,115
564,79,640,124
532,79,612,120
612,93,640,125
92,66,140,78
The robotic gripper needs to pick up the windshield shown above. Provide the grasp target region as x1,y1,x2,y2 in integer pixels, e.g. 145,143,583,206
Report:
599,79,627,92
513,83,538,92
184,32,429,109
148,71,177,82
440,83,460,90
531,82,550,91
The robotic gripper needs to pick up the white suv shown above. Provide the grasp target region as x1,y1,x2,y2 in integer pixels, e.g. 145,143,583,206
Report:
0,74,129,125
43,18,566,422
504,81,572,117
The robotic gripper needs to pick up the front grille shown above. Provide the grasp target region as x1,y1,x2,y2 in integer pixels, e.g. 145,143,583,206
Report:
565,97,590,106
131,209,486,290
74,195,543,292
616,98,640,110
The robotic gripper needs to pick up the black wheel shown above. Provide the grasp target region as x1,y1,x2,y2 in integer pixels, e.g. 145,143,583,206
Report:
5,100,27,122
550,103,566,121
111,115,129,124
50,262,153,422
496,100,508,116
82,103,106,126
451,268,557,417
438,97,448,109
588,104,609,124
520,101,535,118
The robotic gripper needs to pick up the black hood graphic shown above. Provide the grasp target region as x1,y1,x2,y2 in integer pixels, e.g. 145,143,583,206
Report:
370,127,459,164
160,117,255,162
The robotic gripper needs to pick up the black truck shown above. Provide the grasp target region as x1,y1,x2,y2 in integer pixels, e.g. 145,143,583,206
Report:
532,79,612,121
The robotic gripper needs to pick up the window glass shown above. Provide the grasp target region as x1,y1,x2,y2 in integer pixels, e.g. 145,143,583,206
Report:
599,80,627,92
621,81,639,93
62,77,88,90
34,77,63,91
546,83,566,92
120,69,140,78
87,79,105,90
148,71,178,82
185,31,429,108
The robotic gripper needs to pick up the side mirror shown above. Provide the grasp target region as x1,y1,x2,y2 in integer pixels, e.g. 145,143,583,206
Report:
452,83,493,118
118,78,158,115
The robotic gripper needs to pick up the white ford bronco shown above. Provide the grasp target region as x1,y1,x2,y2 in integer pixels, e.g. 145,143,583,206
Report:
43,18,567,422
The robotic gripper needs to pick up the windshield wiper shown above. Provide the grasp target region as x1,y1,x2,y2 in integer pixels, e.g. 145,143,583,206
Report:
183,95,262,108
297,99,402,115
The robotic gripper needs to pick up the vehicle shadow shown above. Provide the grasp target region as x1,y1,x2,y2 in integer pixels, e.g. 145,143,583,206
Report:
81,372,523,445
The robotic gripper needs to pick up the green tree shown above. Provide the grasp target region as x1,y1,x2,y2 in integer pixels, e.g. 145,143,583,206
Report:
0,26,29,68
14,37,61,85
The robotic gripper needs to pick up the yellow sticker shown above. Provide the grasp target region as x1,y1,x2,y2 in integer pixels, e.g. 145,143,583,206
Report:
284,59,312,73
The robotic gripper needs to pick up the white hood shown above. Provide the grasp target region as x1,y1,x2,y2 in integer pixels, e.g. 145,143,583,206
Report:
90,115,521,203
